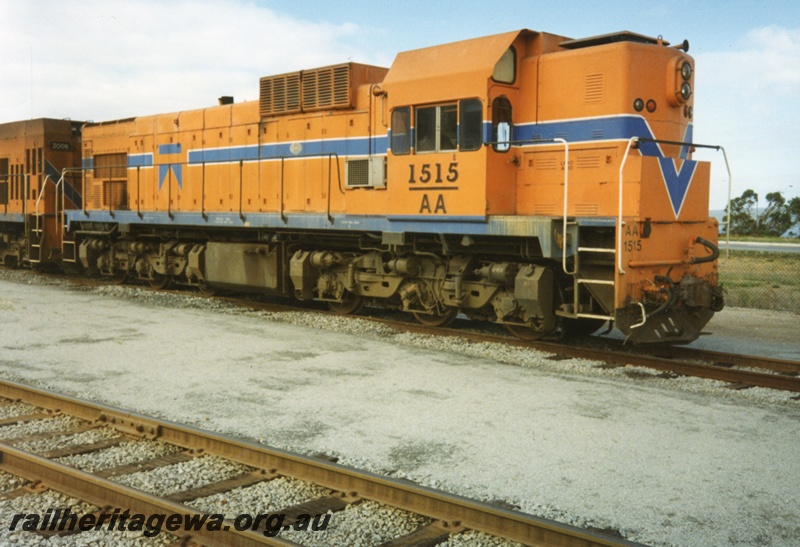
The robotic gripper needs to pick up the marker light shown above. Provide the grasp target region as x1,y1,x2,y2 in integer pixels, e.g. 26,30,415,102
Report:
646,99,657,113
634,98,644,112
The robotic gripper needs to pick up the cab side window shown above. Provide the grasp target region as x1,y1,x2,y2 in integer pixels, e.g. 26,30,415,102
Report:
459,99,483,151
492,96,513,152
416,105,456,153
391,107,411,155
393,100,485,154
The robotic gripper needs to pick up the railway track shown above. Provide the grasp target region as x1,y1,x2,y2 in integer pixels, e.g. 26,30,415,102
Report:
368,319,800,394
4,267,800,394
0,379,635,546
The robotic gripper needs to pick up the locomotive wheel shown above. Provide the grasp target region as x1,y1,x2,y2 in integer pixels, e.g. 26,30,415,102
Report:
149,274,173,290
111,273,128,286
504,319,553,341
328,293,365,315
198,279,219,297
563,317,607,338
412,308,458,327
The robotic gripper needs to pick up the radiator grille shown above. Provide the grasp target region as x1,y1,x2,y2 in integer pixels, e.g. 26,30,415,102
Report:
259,73,301,117
92,183,102,208
261,64,353,117
302,65,351,110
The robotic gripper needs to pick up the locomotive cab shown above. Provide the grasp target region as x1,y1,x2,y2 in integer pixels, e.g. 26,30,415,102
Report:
380,29,723,342
0,119,83,268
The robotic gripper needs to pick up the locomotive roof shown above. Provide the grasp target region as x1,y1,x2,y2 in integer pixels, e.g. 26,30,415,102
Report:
382,29,543,103
560,30,667,49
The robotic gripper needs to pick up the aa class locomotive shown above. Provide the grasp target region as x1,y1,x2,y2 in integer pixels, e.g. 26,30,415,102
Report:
0,28,724,343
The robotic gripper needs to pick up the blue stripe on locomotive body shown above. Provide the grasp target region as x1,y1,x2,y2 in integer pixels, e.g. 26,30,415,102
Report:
186,135,390,165
70,114,684,251
113,115,682,171
117,136,391,169
128,154,154,168
512,114,682,159
0,213,25,222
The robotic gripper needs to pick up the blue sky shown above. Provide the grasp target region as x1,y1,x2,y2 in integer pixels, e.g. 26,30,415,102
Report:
2,0,798,208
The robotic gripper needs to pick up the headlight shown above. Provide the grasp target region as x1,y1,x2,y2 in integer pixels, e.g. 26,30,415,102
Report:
680,61,693,81
680,82,692,100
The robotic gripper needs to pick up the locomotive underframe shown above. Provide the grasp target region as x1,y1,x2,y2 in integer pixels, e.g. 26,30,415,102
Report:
67,221,720,344
69,221,621,339
0,222,25,268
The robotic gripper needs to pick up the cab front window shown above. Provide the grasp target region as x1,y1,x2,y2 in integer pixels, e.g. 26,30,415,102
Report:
416,105,456,153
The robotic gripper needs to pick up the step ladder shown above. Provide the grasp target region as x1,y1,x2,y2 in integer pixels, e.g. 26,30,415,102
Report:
557,225,616,322
27,219,43,264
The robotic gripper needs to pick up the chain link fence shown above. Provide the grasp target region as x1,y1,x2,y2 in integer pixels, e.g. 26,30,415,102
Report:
717,249,800,312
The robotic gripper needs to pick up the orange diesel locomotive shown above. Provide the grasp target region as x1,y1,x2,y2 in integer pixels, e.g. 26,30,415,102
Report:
0,119,83,267
62,29,723,343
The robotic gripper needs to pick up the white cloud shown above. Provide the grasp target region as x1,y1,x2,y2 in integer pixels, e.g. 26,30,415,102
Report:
701,26,800,96
693,25,800,207
0,0,389,122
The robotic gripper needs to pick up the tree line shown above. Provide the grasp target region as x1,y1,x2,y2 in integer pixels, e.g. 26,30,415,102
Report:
723,189,800,237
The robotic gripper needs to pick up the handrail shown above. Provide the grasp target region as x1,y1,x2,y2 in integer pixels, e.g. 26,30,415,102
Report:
70,151,351,224
551,138,572,275
201,162,206,221
136,166,142,218
238,160,245,221
167,162,173,220
486,137,572,270
23,174,29,237
58,167,85,231
618,137,639,276
33,175,60,244
274,151,344,224
280,157,286,223
1,174,8,215
1,173,29,216
631,137,733,261
720,147,733,260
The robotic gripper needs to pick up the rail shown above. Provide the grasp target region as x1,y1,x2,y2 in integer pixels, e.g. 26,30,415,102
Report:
0,379,634,546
